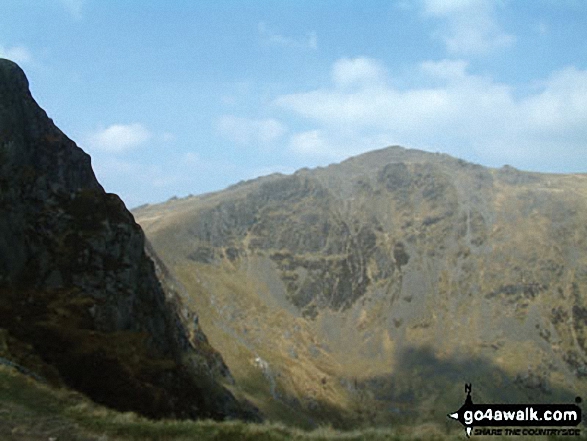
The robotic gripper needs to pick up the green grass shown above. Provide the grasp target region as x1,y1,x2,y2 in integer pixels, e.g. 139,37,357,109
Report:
1,364,581,441
0,364,412,440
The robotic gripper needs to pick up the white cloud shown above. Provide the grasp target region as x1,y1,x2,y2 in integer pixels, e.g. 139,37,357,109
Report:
87,123,152,153
216,115,287,145
520,67,587,134
288,129,394,159
289,130,330,156
275,78,459,132
275,57,587,169
332,57,386,89
422,0,515,55
420,59,468,81
258,22,318,50
0,45,33,65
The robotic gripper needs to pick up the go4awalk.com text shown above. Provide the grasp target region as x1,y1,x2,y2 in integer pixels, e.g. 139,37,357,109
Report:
448,384,582,437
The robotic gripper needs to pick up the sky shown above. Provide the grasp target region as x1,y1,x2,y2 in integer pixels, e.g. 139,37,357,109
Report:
1,0,586,207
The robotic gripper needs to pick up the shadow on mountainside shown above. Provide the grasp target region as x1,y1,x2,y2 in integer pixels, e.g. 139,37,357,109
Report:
265,345,585,430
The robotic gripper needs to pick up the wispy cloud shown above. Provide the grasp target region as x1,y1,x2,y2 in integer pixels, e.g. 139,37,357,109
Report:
289,130,330,156
258,22,317,50
93,151,247,207
87,123,152,153
422,0,515,55
159,132,176,143
275,57,587,169
90,157,175,208
332,57,386,89
287,129,391,158
59,0,84,19
536,20,549,36
0,44,33,65
216,115,287,145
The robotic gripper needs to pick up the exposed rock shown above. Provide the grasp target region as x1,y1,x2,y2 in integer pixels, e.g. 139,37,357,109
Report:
135,143,587,427
0,58,258,421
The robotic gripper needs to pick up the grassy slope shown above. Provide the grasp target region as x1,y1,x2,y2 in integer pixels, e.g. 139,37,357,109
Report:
0,364,435,440
1,364,581,440
3,364,577,441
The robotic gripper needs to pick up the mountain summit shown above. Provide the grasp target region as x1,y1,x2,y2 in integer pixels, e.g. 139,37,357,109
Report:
0,58,257,421
135,145,587,427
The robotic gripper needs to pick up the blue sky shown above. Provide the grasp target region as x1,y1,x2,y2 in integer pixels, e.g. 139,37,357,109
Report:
1,0,586,207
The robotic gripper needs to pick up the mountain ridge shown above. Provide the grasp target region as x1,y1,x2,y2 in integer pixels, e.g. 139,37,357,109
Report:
139,145,585,213
134,142,587,428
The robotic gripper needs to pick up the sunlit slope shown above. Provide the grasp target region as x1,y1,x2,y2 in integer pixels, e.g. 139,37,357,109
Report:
134,146,587,428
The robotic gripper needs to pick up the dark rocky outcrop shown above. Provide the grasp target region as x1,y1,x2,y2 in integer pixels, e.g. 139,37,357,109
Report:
0,58,258,421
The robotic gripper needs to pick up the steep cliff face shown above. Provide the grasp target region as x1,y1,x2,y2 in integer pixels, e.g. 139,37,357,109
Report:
135,146,587,427
0,59,257,421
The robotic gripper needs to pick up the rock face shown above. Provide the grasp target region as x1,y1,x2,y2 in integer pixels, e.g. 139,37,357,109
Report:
135,146,587,428
0,59,257,421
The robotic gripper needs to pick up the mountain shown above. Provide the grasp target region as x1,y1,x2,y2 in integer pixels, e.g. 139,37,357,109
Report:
0,58,258,421
134,146,587,428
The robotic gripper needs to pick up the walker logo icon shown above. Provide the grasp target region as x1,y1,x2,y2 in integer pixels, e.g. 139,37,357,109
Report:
448,384,582,437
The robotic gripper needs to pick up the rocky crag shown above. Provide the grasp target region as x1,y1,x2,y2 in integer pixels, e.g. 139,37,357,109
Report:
135,146,587,428
0,58,258,421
